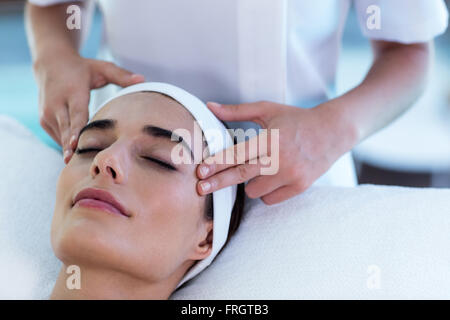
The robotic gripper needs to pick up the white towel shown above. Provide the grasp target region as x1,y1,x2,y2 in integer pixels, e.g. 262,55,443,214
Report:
1,115,449,299
0,116,63,299
172,185,450,299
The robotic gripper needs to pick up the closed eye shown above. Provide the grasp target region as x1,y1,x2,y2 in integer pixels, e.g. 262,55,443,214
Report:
142,157,176,171
75,147,101,155
74,148,176,171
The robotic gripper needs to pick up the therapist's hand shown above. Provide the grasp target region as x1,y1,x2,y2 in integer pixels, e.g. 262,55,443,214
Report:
196,101,356,205
33,51,145,163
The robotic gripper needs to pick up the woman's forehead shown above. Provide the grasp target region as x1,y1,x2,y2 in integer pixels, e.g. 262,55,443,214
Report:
93,92,198,133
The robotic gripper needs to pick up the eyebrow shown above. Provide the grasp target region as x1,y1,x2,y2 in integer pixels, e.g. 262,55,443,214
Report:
78,119,194,160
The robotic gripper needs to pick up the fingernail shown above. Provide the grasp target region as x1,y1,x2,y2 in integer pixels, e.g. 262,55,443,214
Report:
200,181,211,193
69,135,77,147
207,102,221,108
199,165,210,177
63,149,71,162
131,74,145,80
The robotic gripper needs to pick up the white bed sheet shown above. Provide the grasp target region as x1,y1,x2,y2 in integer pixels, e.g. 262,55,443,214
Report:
0,115,449,299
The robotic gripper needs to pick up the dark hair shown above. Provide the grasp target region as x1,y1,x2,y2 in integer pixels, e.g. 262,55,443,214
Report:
203,183,245,249
203,121,245,249
151,92,246,290
174,122,246,292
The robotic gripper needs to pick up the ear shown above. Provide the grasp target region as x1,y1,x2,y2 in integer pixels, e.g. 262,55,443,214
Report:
190,220,213,260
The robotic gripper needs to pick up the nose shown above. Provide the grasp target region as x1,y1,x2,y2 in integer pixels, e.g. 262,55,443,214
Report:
90,146,127,184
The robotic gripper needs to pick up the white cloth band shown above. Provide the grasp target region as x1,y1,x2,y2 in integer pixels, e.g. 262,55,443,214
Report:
91,82,237,289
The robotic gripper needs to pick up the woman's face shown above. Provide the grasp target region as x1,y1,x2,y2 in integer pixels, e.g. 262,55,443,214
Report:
51,92,212,284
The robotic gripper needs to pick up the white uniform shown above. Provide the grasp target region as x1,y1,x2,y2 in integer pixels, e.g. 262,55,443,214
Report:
30,0,449,187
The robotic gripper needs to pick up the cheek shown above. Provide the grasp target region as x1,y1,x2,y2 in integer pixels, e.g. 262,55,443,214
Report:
136,176,203,238
128,173,206,277
135,169,202,217
51,165,87,252
51,161,208,281
53,166,75,223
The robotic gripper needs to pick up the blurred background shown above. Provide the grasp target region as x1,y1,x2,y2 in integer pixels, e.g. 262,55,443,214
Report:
0,0,449,187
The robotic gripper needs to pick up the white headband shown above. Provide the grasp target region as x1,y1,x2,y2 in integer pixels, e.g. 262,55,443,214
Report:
91,82,237,289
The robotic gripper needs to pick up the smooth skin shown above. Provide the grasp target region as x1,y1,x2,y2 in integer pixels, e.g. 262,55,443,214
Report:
25,2,431,205
51,92,212,299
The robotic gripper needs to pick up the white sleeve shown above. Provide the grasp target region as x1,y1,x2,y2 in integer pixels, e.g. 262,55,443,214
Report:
27,0,82,6
354,0,449,43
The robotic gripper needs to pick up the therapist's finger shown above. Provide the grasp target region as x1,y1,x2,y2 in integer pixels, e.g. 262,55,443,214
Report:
55,106,71,163
197,161,262,195
41,119,61,146
68,92,90,152
197,130,269,179
206,101,273,127
94,60,145,88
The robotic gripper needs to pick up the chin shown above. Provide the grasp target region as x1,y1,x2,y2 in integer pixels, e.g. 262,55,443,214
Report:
51,212,125,270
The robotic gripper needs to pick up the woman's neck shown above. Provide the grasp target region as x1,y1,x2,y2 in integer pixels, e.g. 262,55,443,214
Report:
50,264,177,300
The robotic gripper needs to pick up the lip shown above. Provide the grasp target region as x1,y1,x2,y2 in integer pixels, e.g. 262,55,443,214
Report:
73,188,130,218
